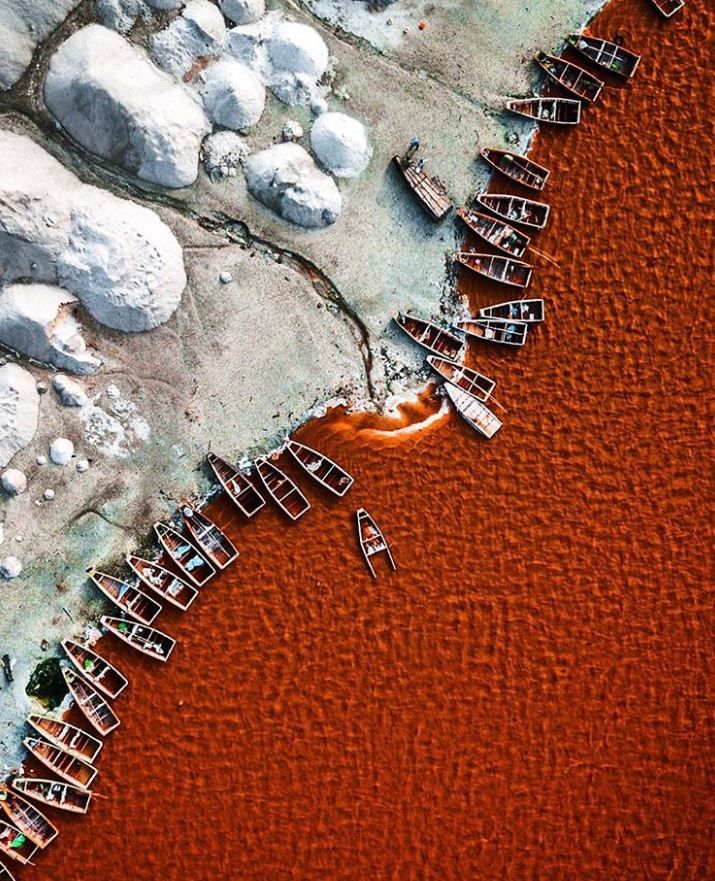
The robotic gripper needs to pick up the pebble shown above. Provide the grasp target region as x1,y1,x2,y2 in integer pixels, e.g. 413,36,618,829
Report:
0,556,22,579
36,381,48,394
50,438,74,465
76,459,90,473
219,271,233,284
36,455,47,466
1,469,27,495
43,488,55,500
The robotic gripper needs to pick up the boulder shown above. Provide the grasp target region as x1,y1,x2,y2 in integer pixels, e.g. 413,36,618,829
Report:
200,58,265,131
44,24,209,188
219,0,264,25
50,438,74,465
0,364,40,468
0,283,101,374
310,111,371,178
1,469,27,495
151,0,226,78
0,131,186,332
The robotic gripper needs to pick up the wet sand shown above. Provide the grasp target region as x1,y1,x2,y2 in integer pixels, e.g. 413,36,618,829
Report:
10,1,713,879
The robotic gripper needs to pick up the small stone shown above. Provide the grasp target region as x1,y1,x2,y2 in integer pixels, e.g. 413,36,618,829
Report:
43,488,55,500
15,535,22,543
76,459,90,473
281,120,304,142
310,97,328,116
219,271,233,284
52,374,88,407
36,455,47,466
50,438,74,465
0,556,22,579
1,469,27,495
105,384,121,399
36,381,48,394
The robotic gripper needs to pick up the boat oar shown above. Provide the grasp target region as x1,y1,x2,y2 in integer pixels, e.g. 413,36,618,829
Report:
488,394,508,413
529,245,560,268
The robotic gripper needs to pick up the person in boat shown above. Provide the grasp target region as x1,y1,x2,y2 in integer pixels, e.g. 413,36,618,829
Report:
415,158,426,173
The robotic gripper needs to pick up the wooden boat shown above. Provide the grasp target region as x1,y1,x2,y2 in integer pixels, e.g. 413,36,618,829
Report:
62,639,128,700
0,819,36,865
649,0,683,18
254,458,311,521
394,312,465,360
457,318,529,347
535,52,604,102
181,505,238,569
61,667,120,736
476,193,550,230
0,787,58,848
392,155,452,221
286,440,354,497
457,208,530,258
27,714,102,764
356,508,396,578
505,97,581,125
566,34,641,79
425,356,496,403
445,383,502,439
0,856,17,879
479,298,545,323
23,737,97,790
454,252,533,288
101,616,176,663
206,452,265,518
127,555,198,611
11,778,91,815
480,147,550,191
154,522,216,587
87,568,161,625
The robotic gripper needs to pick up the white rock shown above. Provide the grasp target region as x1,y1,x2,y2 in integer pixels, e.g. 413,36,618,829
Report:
43,488,55,500
76,459,90,473
0,283,101,374
310,96,328,116
219,271,233,284
201,130,249,180
219,0,264,25
0,131,186,332
44,24,209,188
52,374,88,407
50,438,74,465
201,59,265,131
244,143,341,228
281,120,303,141
151,1,225,78
0,556,22,579
145,0,183,8
1,469,27,495
36,382,49,395
94,0,144,34
310,111,371,178
0,364,40,468
269,22,328,78
36,455,47,465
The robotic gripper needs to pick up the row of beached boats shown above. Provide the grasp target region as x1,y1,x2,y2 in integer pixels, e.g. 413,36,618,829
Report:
0,437,398,870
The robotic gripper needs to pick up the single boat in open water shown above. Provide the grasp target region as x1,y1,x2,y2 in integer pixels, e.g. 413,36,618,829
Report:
395,312,465,360
254,458,311,521
23,737,97,790
480,148,550,191
506,97,581,125
476,193,550,230
0,788,57,849
101,616,176,662
454,252,533,288
535,51,604,102
457,318,529,347
426,356,496,403
392,155,452,220
127,555,198,611
445,383,502,439
62,639,128,700
26,714,102,764
356,508,396,578
0,819,36,865
87,568,161,625
479,299,545,323
181,505,238,569
649,0,684,18
287,440,354,497
566,33,641,78
154,522,216,587
61,668,120,736
457,208,530,258
11,778,91,815
207,452,265,518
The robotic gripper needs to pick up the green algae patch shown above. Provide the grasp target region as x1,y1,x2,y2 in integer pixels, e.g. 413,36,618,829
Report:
26,657,67,710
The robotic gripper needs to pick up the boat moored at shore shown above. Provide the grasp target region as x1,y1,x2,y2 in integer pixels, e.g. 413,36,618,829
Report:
457,318,529,347
457,208,530,258
392,154,453,221
181,505,238,570
62,640,128,700
0,787,58,849
127,556,198,611
506,97,582,125
207,452,265,518
476,193,550,230
11,778,92,815
23,737,98,790
0,818,37,865
61,668,120,736
649,0,684,18
26,715,102,764
287,441,354,497
566,34,641,78
454,252,533,288
479,299,545,323
426,356,496,403
445,383,502,439
535,51,604,102
154,523,216,587
101,616,176,662
480,148,550,190
254,458,311,521
87,568,161,625
395,312,466,360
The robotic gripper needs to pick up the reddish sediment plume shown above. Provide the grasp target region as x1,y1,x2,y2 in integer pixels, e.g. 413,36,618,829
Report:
14,2,713,879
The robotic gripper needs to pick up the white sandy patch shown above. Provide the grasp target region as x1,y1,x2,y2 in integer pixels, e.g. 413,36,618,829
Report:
80,387,150,458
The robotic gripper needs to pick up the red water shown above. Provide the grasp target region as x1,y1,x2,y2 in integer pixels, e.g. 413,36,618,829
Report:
12,1,714,879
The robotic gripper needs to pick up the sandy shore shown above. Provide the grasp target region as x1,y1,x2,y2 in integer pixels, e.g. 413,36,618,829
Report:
0,0,605,769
